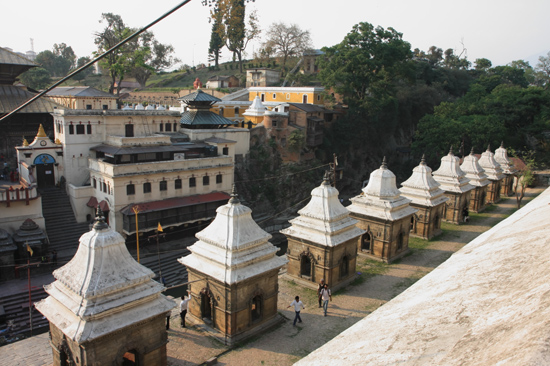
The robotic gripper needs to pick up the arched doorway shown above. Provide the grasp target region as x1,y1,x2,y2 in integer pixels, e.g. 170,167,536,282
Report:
200,290,212,323
33,154,56,187
251,295,262,323
361,232,372,251
410,216,416,233
300,255,312,278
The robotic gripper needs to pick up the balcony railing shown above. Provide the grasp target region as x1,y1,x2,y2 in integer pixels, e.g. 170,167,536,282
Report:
0,185,39,207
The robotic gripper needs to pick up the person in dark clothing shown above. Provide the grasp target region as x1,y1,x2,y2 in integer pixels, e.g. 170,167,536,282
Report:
317,279,325,308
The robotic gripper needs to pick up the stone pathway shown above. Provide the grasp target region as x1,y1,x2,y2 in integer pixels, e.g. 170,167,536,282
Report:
0,190,541,366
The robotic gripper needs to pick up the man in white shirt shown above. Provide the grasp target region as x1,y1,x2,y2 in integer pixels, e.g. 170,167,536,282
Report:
180,294,190,328
287,296,305,326
320,284,332,316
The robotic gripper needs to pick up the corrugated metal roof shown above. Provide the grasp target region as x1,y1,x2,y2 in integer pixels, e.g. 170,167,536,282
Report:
120,191,230,215
180,110,238,126
0,85,63,114
179,89,221,103
46,86,116,98
0,47,36,66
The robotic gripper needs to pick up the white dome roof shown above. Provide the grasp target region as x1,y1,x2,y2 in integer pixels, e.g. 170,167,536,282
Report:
478,145,505,180
400,156,449,207
433,148,475,194
460,149,490,187
495,143,517,174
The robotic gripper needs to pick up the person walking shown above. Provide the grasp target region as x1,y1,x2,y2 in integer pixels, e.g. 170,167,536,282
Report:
180,294,190,328
288,296,305,326
317,279,325,308
320,284,332,316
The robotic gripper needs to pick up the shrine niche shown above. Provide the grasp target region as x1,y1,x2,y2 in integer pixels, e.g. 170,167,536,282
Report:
432,148,475,224
460,148,490,213
400,156,448,240
478,145,505,204
348,158,417,263
179,187,287,345
36,209,174,366
494,142,517,197
282,173,364,290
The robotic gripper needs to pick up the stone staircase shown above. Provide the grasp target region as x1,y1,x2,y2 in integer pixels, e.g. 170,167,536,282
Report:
0,287,49,341
40,187,90,261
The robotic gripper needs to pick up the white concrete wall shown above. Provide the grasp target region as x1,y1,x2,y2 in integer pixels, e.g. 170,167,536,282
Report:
181,127,250,157
67,184,95,223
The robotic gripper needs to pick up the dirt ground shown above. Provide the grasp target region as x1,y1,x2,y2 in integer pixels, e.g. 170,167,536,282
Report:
164,189,542,366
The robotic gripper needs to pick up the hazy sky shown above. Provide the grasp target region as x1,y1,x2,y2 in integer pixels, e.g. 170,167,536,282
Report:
3,0,550,69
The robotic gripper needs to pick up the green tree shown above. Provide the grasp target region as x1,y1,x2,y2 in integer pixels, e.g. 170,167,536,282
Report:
213,0,260,73
73,56,93,82
94,13,178,94
508,60,535,85
208,6,224,68
53,43,76,71
474,58,492,71
535,51,550,88
18,67,52,90
318,22,412,111
509,150,536,208
262,22,312,72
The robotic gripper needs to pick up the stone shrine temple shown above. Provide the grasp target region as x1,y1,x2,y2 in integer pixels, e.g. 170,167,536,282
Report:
36,209,174,366
281,173,364,291
347,158,417,263
399,156,449,240
460,148,490,213
0,228,16,281
432,148,475,224
12,218,47,262
494,142,517,197
179,187,287,345
478,145,505,204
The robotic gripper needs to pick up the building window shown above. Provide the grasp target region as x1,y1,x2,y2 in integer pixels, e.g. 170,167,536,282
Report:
92,178,97,188
173,122,178,131
125,124,134,137
189,177,196,188
175,179,182,189
143,182,151,193
102,105,108,110
222,147,229,156
216,174,222,184
235,107,239,116
159,180,167,191
286,93,290,100
159,123,163,132
86,105,92,110
127,184,135,195
272,120,278,127
219,108,224,116
87,124,92,134
76,125,85,134
165,123,172,132
102,182,107,192
203,175,210,186
261,93,265,102
251,295,262,323
317,95,321,101
69,125,74,134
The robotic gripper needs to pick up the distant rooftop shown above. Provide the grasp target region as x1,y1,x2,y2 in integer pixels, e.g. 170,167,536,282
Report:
46,86,116,98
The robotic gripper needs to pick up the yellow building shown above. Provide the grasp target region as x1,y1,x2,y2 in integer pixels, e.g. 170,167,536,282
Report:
249,87,325,105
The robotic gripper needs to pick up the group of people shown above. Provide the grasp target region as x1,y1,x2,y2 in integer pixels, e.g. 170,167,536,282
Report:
172,279,334,330
288,278,332,326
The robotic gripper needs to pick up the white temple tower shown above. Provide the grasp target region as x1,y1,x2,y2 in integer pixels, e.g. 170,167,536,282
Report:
478,145,505,203
281,172,364,291
178,187,287,345
36,209,174,366
460,148,490,213
494,142,517,197
432,147,475,224
400,155,449,240
347,158,417,263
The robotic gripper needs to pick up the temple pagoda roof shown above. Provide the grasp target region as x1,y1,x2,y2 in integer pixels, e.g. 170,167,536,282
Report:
35,210,174,343
0,47,36,84
281,173,365,247
179,89,221,104
347,158,417,221
180,109,237,126
0,85,62,114
46,86,116,98
460,149,490,187
400,156,449,207
179,187,287,284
